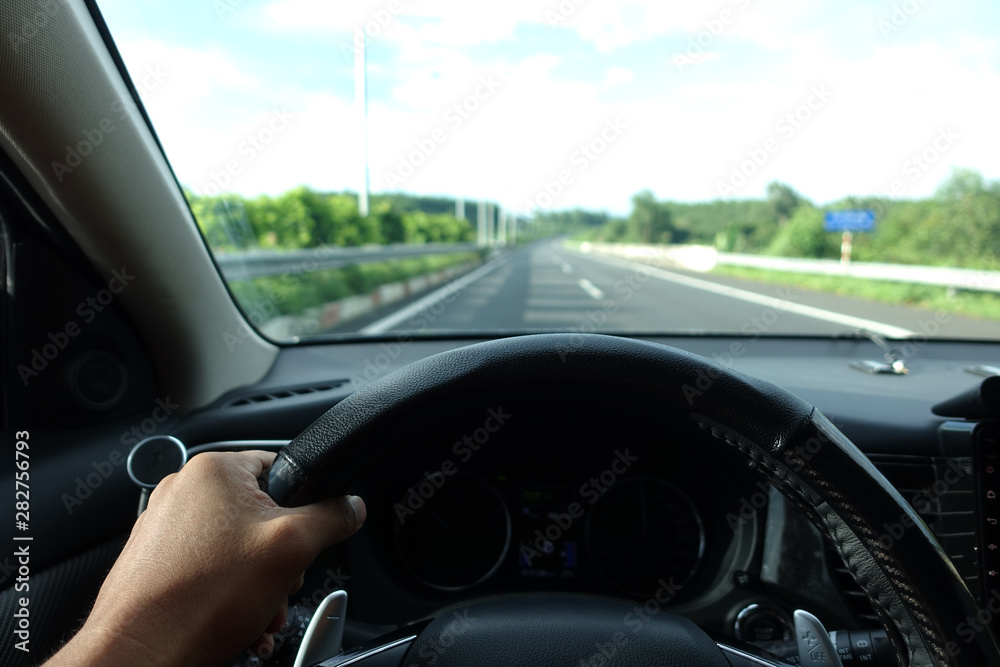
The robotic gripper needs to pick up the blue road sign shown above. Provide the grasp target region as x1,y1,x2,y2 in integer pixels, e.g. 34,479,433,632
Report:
824,210,875,232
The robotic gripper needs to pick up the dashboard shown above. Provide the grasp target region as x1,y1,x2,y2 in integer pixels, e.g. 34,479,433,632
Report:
8,331,999,666
345,393,756,622
161,334,997,660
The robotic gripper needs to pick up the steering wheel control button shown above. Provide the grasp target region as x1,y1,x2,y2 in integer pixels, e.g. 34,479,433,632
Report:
733,604,794,644
829,629,895,665
127,435,187,488
294,590,347,667
793,610,843,666
281,605,311,652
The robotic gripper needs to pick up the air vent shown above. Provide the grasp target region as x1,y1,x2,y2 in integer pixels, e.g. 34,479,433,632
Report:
826,454,978,626
225,381,347,407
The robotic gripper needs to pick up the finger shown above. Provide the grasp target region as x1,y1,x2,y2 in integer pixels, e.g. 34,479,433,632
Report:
265,600,288,634
236,450,279,478
290,572,305,594
251,631,275,661
284,495,367,554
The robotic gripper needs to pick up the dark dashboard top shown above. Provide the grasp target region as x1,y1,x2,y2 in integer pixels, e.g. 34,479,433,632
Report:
191,335,999,457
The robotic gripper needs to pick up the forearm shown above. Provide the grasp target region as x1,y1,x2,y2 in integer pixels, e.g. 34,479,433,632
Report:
39,452,364,667
45,622,182,667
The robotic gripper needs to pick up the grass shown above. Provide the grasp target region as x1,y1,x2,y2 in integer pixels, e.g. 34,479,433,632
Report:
228,252,483,317
712,265,1000,322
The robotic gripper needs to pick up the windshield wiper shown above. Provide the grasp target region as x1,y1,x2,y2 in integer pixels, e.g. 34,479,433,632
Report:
840,328,909,375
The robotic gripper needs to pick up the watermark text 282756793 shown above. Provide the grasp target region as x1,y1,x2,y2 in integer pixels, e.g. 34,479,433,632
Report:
13,430,32,653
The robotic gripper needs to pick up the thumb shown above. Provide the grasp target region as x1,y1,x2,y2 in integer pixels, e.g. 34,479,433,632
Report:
287,495,367,552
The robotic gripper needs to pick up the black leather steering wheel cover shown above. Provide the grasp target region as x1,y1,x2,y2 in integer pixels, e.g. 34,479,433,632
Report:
402,593,731,667
268,333,812,504
269,333,1000,666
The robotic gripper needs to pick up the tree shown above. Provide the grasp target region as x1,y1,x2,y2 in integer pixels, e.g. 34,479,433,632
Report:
766,181,805,222
628,190,674,244
375,201,406,244
187,192,255,251
934,168,1000,267
766,205,839,258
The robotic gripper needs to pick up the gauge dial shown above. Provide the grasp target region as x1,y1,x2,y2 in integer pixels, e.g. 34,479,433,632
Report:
586,477,705,597
395,472,511,591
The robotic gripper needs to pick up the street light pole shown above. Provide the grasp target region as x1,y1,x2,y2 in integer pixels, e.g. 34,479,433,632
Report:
355,27,370,217
477,199,486,246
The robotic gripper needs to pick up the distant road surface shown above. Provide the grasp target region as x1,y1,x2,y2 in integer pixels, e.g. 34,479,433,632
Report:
331,240,1000,340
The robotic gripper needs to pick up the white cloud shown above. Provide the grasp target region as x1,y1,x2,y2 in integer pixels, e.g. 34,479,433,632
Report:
108,2,1000,214
259,0,704,50
672,51,721,68
262,0,386,32
603,66,634,86
111,40,267,184
115,39,257,108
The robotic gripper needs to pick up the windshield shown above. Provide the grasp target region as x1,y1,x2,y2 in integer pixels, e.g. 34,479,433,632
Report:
97,0,1000,342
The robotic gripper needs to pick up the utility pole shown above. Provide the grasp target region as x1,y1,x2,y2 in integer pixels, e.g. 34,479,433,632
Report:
497,207,507,246
355,27,369,216
486,203,494,246
477,199,486,246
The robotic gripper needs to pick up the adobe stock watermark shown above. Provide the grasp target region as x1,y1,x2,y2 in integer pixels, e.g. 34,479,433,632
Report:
900,125,960,184
338,0,409,62
236,566,352,664
579,577,685,666
50,65,169,182
344,278,473,387
673,0,753,71
952,588,1000,656
17,267,135,386
738,287,802,341
347,337,413,388
522,116,628,216
61,396,180,514
60,449,127,516
543,0,590,25
393,406,512,523
519,449,639,566
716,84,834,196
214,0,245,20
876,0,931,39
725,429,835,531
222,242,353,352
875,458,968,550
555,263,650,362
294,567,350,608
0,556,17,589
199,109,296,196
725,478,772,531
405,610,477,667
682,287,801,405
867,126,960,220
6,0,64,54
383,73,505,188
873,310,952,367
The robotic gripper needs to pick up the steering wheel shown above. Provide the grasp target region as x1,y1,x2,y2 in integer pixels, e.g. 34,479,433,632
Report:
267,333,999,666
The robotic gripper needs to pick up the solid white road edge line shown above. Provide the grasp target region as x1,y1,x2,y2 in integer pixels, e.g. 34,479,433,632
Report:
359,255,511,334
573,250,918,338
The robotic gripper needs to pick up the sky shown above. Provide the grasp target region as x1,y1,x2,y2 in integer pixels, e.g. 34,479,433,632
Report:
98,0,1000,216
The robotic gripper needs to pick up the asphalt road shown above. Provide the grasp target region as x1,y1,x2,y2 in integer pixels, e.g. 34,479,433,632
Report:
338,241,1000,340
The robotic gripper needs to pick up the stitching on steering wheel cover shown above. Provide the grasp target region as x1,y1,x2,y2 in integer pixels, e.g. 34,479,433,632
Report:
693,413,935,666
